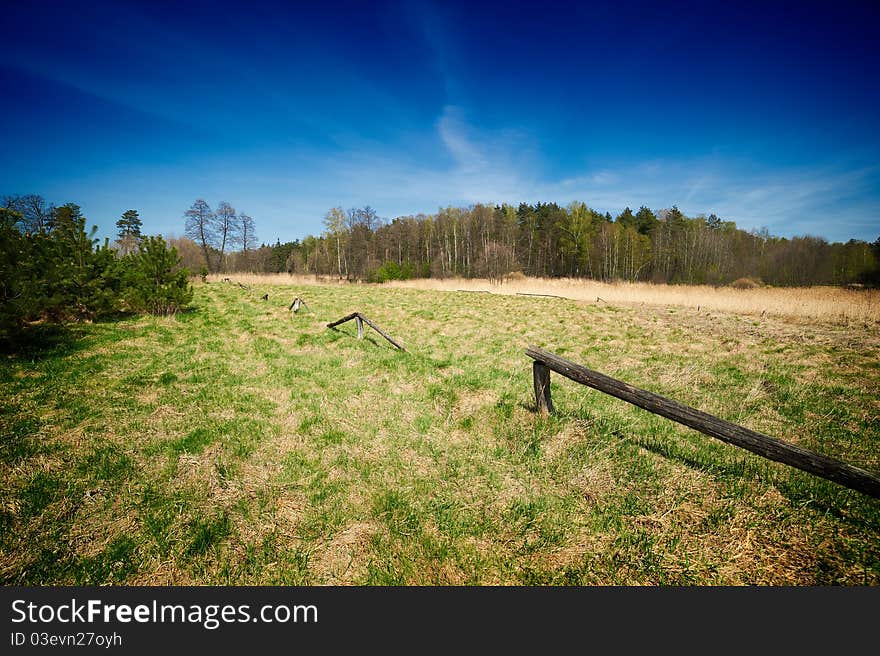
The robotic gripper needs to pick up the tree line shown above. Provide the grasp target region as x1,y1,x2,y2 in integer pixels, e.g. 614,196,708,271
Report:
190,201,878,287
6,194,879,295
1,195,192,342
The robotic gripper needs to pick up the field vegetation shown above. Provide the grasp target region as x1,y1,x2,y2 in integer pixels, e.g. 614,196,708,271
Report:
2,278,878,584
228,273,880,324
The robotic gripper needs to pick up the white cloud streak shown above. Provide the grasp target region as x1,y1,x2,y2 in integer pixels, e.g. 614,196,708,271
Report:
306,107,880,242
55,102,880,245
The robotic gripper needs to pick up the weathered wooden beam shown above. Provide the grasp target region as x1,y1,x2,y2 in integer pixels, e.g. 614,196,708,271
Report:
358,314,406,351
533,361,553,415
326,312,407,351
327,312,359,328
356,315,364,339
525,345,880,499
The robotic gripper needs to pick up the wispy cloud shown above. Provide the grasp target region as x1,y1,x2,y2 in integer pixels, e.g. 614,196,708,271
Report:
31,87,880,245
303,109,880,242
436,106,489,171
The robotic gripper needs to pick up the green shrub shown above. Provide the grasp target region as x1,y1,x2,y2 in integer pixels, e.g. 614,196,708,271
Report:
123,236,193,315
0,208,42,339
2,205,125,338
374,260,417,283
2,207,194,345
44,204,125,322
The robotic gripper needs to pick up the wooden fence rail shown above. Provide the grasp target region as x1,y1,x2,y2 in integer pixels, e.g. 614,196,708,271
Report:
327,312,406,351
526,345,880,499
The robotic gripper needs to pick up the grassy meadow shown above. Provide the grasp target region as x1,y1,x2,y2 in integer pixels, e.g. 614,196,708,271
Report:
1,278,879,585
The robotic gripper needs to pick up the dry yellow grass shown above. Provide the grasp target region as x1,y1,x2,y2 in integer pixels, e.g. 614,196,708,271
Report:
212,273,880,324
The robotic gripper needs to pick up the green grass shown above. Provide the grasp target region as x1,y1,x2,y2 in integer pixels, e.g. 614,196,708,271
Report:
1,280,879,585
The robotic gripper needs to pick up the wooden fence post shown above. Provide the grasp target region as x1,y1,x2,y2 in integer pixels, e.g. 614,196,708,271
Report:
289,297,313,314
525,345,880,498
356,315,364,339
533,360,554,414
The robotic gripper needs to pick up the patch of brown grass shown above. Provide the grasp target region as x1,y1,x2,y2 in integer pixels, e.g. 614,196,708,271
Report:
213,273,880,324
729,277,763,290
311,521,379,583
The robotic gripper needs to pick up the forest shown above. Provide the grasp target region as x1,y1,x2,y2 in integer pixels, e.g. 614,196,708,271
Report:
179,201,879,287
5,194,880,291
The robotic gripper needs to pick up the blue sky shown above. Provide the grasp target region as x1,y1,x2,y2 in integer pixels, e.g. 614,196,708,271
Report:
2,0,879,243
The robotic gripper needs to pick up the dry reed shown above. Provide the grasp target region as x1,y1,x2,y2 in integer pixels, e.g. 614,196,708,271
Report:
208,273,880,324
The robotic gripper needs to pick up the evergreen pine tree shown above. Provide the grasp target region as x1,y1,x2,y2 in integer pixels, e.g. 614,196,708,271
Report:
116,209,143,255
124,236,193,315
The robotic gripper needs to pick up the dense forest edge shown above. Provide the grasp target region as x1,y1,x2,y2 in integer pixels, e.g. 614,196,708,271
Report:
176,200,880,288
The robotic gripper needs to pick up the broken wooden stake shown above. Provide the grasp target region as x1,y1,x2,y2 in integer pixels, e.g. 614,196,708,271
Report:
289,297,313,314
261,293,268,301
326,312,406,351
533,360,553,414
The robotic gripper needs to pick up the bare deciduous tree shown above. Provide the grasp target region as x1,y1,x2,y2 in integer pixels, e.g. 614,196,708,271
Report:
3,194,55,234
184,199,216,272
239,213,257,271
167,236,209,272
215,201,239,271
